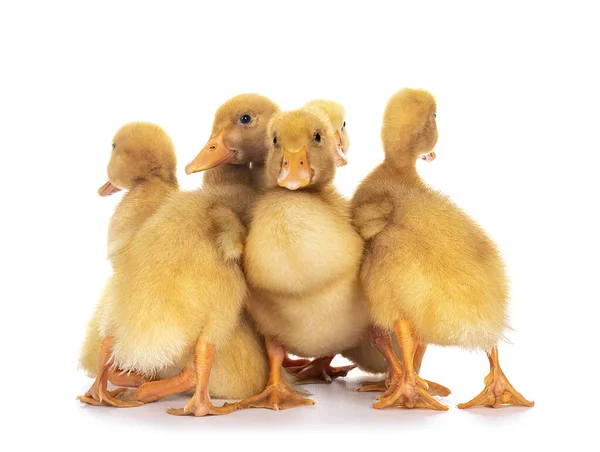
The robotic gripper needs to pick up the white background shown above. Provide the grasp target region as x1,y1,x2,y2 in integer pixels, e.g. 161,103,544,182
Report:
1,1,597,450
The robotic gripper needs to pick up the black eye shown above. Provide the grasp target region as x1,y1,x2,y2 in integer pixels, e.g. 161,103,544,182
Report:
433,113,437,119
343,121,346,129
273,135,278,146
239,114,252,124
313,132,321,143
112,142,116,151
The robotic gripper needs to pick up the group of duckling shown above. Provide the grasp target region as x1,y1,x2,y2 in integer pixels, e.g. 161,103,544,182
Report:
78,88,534,417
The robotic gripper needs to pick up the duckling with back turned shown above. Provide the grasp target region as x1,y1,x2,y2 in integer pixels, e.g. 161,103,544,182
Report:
352,88,534,410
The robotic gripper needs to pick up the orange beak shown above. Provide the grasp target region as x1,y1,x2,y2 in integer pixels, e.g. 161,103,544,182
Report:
98,181,121,197
277,146,311,190
334,130,347,167
421,151,436,162
185,130,237,175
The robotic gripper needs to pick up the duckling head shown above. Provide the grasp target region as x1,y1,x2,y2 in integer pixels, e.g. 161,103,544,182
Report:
98,122,176,197
381,88,438,167
265,109,337,191
185,93,279,175
304,99,349,166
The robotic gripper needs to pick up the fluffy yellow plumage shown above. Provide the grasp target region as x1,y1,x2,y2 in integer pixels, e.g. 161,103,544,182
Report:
238,108,369,410
78,94,282,416
351,88,533,410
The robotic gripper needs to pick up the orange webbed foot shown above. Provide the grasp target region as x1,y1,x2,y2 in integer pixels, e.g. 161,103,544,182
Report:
356,379,387,392
78,384,142,408
287,356,356,383
238,384,315,411
458,368,534,409
373,373,448,411
167,396,238,417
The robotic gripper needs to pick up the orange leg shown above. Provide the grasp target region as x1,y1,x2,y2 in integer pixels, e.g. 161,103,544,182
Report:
78,337,142,408
286,355,356,383
108,369,149,387
168,341,238,416
356,327,402,395
458,347,534,409
414,342,426,374
238,337,315,411
356,327,450,398
112,368,196,404
373,320,449,411
282,354,312,368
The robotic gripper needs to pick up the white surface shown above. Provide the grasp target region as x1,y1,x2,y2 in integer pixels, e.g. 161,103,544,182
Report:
1,1,597,450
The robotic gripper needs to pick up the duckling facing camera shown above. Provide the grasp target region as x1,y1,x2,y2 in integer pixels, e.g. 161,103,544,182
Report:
238,108,369,410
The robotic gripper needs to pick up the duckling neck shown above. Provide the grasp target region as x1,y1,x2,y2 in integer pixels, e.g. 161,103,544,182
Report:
249,161,266,190
127,177,179,199
384,157,424,188
202,163,257,226
202,163,253,188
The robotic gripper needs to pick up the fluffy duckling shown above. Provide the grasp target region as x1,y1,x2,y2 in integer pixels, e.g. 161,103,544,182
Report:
352,88,534,410
79,122,178,388
304,99,349,166
275,99,356,381
239,108,368,410
78,94,279,416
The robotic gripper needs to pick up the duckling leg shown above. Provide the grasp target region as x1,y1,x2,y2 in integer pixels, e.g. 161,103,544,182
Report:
356,327,401,394
238,337,315,410
458,347,534,409
77,337,142,408
356,328,450,398
287,355,356,383
373,320,449,411
167,341,238,416
411,343,451,397
108,370,149,387
112,368,196,404
282,354,312,368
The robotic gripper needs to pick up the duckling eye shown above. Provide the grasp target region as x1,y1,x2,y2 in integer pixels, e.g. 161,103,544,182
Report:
111,142,116,151
313,132,321,143
342,121,346,130
239,114,252,125
433,113,437,119
273,135,278,147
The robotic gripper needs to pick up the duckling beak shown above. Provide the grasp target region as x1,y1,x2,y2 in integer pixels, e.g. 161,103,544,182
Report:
278,146,311,190
185,130,237,174
421,151,436,162
334,130,347,167
98,181,121,197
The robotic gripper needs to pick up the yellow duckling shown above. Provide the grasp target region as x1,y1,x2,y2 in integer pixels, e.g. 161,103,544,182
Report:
79,122,178,388
78,94,280,416
304,99,350,166
352,88,534,410
276,99,357,381
239,108,368,410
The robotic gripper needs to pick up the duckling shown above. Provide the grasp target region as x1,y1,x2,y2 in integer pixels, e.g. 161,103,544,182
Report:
304,99,349,166
273,100,356,382
239,108,369,410
78,94,280,416
352,88,534,410
79,122,178,388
